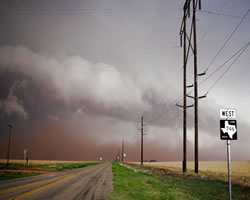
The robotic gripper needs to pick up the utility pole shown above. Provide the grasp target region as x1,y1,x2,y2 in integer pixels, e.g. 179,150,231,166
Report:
183,2,187,173
6,124,13,167
122,140,124,163
141,116,143,165
179,0,204,174
193,0,199,174
178,0,192,173
118,148,120,162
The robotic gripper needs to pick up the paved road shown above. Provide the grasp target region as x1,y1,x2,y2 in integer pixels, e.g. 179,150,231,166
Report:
0,162,112,200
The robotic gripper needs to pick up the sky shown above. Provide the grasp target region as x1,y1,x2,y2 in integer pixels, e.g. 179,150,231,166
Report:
0,0,249,162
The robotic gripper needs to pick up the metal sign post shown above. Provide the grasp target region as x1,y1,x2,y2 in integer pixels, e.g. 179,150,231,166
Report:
220,108,237,200
24,148,27,168
227,140,232,200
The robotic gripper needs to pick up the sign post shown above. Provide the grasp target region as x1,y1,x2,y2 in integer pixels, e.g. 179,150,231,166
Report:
24,148,27,168
220,108,237,200
227,140,232,200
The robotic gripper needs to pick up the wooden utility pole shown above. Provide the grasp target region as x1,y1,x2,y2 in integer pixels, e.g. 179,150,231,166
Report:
193,0,199,174
183,3,187,173
118,148,121,162
141,116,143,165
122,140,124,163
6,124,13,167
178,0,191,173
179,0,203,174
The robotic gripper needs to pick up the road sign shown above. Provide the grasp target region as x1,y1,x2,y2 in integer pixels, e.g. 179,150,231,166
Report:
220,120,237,140
220,108,237,200
220,109,236,119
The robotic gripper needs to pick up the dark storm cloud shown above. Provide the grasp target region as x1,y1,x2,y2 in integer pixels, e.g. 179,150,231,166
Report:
0,45,174,121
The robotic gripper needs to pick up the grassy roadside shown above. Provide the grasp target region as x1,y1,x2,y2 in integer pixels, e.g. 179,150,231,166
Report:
0,161,101,171
110,163,250,200
0,161,101,181
35,161,101,171
0,172,40,181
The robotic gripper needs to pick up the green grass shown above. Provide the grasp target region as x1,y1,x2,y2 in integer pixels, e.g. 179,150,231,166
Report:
0,172,40,181
0,164,20,170
38,162,101,171
0,162,101,181
110,163,250,200
0,162,101,171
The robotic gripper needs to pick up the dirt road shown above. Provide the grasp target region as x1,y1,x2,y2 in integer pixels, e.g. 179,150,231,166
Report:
0,162,112,200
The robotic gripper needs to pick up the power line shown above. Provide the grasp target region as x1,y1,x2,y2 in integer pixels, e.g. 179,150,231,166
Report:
146,94,182,125
198,0,229,45
204,9,250,72
199,42,250,87
199,9,250,21
205,43,249,94
147,111,183,136
127,132,139,145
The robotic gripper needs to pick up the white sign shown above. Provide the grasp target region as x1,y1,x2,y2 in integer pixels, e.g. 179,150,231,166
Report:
220,109,236,119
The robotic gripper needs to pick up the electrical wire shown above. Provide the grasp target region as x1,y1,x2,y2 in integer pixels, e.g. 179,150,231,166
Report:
126,132,140,145
146,94,182,125
204,9,250,72
147,111,183,135
200,9,250,21
205,43,249,94
198,0,229,45
199,42,250,87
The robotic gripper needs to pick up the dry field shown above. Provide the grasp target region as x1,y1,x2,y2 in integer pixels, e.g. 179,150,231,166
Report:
0,159,92,165
128,161,250,187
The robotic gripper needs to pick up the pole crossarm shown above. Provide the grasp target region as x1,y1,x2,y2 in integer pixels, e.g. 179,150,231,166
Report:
186,94,194,99
198,94,207,99
198,71,206,76
176,103,194,108
187,94,206,99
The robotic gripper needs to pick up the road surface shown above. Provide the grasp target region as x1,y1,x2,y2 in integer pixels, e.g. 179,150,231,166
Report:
0,162,112,200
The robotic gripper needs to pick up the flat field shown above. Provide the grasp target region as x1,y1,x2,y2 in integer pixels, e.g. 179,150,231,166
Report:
128,161,250,186
0,159,92,165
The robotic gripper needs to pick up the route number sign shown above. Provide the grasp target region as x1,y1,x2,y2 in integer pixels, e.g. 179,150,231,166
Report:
220,120,237,140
